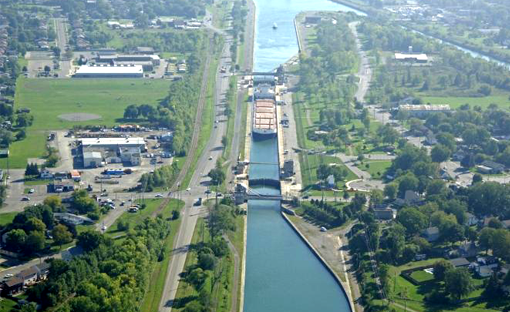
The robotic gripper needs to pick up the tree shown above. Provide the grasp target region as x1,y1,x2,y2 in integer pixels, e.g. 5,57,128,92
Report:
44,196,62,210
472,173,483,185
221,135,228,148
397,207,428,236
52,224,73,249
25,231,46,253
5,229,27,252
397,173,419,197
186,268,207,290
431,144,451,163
208,161,225,187
369,190,384,207
77,230,104,252
479,227,496,254
24,217,46,233
433,259,454,281
445,268,474,300
209,204,235,237
198,251,216,270
384,183,397,200
124,104,139,119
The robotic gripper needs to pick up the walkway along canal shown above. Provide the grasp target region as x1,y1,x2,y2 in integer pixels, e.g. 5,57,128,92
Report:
243,0,364,312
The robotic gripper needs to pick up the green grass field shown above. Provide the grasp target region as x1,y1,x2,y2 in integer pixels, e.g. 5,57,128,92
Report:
0,212,17,227
357,160,392,179
386,259,503,312
1,78,171,169
409,269,434,283
422,95,510,110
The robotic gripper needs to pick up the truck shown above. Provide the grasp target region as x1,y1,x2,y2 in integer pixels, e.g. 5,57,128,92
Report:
194,198,202,206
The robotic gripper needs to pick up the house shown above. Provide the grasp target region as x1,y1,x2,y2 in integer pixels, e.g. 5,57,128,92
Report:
305,16,322,24
424,132,438,146
502,220,510,229
465,212,479,226
481,160,505,174
394,190,421,207
40,169,54,179
17,267,38,286
477,265,494,278
449,257,470,268
326,175,335,188
2,277,24,295
372,207,397,220
33,262,51,280
457,242,479,258
477,256,498,269
422,226,440,242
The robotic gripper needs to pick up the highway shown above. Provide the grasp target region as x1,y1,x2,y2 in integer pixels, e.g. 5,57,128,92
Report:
159,13,235,311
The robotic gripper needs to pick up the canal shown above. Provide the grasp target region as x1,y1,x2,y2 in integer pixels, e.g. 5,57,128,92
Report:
244,1,363,312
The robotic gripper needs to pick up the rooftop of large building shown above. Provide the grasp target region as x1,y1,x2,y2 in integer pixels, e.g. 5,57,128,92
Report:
80,137,145,146
75,65,143,75
400,104,451,111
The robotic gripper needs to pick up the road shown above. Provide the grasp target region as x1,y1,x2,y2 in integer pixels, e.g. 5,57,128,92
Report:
349,22,372,104
159,12,235,311
54,18,72,77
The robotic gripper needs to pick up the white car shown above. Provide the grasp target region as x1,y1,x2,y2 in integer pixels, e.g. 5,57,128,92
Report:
186,188,191,192
155,194,163,198
209,156,213,160
28,188,35,194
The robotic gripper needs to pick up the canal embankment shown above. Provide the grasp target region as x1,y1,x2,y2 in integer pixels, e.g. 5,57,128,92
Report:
281,212,357,312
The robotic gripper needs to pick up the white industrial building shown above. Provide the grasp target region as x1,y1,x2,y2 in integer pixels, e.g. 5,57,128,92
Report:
74,65,144,78
80,137,146,149
81,138,146,168
399,104,451,117
394,53,429,63
83,151,102,168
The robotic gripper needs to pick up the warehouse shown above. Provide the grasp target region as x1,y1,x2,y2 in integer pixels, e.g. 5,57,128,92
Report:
74,65,143,78
394,53,429,63
80,138,146,168
399,104,451,117
80,137,146,149
83,151,103,168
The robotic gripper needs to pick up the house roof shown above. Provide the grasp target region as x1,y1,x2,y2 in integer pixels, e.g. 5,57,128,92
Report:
4,276,23,287
17,267,37,279
450,257,470,267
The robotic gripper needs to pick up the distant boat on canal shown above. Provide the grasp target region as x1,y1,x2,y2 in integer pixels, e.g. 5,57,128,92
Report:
272,22,278,29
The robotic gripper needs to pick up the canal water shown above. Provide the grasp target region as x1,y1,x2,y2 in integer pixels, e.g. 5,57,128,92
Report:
244,1,363,312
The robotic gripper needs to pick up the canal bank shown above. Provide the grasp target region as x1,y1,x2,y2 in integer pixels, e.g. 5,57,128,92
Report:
280,211,357,312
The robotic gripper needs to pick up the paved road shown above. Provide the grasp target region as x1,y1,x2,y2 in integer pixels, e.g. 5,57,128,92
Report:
54,18,72,77
159,12,235,311
349,22,372,104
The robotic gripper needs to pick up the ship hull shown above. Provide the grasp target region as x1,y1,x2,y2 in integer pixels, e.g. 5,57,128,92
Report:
252,129,277,141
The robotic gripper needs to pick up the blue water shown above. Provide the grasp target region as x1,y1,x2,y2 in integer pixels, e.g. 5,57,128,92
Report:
245,0,361,311
254,0,364,72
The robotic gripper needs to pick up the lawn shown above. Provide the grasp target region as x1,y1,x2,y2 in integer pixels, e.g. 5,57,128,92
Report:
386,259,502,312
0,297,17,312
0,212,18,227
106,198,181,236
301,154,357,191
356,160,392,179
410,269,434,283
1,78,172,169
422,95,510,110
